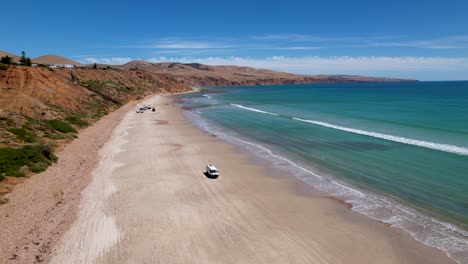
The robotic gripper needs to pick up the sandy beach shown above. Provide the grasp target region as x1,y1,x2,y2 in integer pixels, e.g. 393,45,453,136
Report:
45,94,455,264
0,102,135,264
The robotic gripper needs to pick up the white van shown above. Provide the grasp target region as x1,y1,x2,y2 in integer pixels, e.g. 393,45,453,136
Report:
205,164,219,177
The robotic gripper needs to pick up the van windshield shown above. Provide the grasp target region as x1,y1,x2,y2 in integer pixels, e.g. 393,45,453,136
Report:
210,170,218,173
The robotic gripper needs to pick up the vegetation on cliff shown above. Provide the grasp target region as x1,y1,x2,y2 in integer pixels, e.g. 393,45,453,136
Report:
0,65,190,184
0,144,57,178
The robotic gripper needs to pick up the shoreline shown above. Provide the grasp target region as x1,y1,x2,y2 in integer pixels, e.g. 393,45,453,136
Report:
51,94,455,263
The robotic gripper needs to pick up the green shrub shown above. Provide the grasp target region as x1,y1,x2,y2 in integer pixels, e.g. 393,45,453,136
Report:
29,162,49,173
45,119,77,133
45,134,67,140
25,58,32,67
37,126,48,131
7,171,25,177
0,196,9,204
0,56,13,65
0,63,9,70
35,145,58,163
8,127,37,143
0,144,58,177
0,173,4,181
25,116,41,126
65,116,88,127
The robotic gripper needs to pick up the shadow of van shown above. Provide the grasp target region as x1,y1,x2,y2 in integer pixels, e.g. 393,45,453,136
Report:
203,171,219,179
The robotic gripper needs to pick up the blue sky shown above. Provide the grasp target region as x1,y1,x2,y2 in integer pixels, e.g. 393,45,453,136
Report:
3,0,468,80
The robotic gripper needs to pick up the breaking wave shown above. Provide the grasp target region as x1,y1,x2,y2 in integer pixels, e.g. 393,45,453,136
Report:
229,103,468,156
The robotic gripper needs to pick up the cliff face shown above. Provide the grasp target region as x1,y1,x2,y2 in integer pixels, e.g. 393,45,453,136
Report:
0,66,189,120
0,66,190,149
0,67,94,119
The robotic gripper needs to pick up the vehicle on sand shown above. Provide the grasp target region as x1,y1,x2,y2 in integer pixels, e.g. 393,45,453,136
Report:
205,164,219,178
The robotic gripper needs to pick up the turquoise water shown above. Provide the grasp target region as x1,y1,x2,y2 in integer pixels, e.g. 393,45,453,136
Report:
180,81,468,263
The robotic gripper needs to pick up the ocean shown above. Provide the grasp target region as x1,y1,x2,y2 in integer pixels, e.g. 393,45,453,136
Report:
179,81,468,263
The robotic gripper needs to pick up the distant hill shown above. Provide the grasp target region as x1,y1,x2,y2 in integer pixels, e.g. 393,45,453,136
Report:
1,50,415,84
0,50,20,62
32,55,82,65
122,61,415,87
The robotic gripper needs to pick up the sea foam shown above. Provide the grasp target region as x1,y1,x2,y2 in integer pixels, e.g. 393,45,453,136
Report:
230,103,468,156
231,104,278,116
293,117,468,156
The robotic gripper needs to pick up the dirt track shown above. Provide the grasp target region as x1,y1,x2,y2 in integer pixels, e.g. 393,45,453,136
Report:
0,103,134,264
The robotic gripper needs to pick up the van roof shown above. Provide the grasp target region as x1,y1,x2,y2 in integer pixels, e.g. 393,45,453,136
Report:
207,164,218,170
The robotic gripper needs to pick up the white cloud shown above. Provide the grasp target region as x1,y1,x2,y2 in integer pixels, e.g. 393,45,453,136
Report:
152,50,182,54
82,57,133,65
134,41,230,49
124,35,468,56
367,41,463,49
366,35,468,49
152,49,234,55
252,34,359,42
252,34,468,49
274,46,322,50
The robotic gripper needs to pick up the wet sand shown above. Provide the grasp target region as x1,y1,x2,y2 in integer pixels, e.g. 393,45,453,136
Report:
50,95,455,264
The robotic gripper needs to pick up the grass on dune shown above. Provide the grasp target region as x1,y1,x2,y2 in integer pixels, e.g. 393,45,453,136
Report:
0,144,58,179
8,127,37,143
65,115,89,128
45,119,77,133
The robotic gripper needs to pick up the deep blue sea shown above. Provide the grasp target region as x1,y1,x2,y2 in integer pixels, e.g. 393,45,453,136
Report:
179,81,468,263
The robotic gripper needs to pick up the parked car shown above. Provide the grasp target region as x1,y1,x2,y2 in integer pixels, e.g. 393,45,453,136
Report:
205,164,220,178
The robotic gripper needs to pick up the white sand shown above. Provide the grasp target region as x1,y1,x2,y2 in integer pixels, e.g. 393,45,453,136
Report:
49,114,132,263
